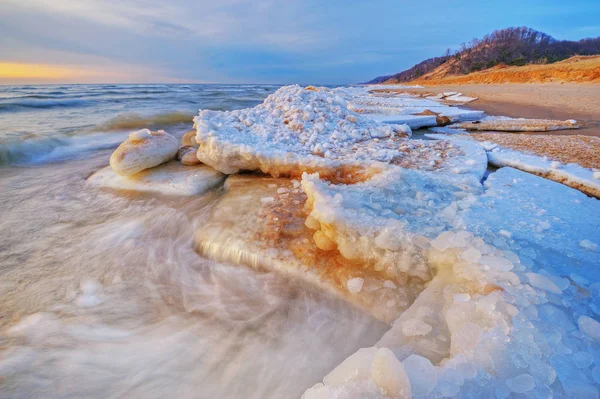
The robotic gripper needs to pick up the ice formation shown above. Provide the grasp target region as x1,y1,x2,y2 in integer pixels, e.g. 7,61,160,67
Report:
427,133,600,198
87,161,225,196
484,144,600,198
303,167,600,399
110,129,179,176
193,85,482,181
195,175,424,323
453,117,580,132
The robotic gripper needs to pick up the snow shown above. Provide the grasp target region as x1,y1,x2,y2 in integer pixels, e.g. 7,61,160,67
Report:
194,85,408,177
87,161,225,196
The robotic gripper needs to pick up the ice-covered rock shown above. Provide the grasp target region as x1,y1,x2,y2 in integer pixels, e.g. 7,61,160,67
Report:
87,161,225,196
453,117,580,132
110,129,179,176
177,145,202,166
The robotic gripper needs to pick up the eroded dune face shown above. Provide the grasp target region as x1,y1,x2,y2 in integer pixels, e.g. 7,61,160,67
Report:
195,174,425,324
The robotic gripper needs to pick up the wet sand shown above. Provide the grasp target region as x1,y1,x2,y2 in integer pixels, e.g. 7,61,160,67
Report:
401,83,600,137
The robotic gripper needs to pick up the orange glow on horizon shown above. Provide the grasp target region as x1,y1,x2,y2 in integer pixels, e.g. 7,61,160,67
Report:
0,62,83,80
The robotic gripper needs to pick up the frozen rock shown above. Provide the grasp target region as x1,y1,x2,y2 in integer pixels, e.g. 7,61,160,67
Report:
110,129,179,176
505,374,535,393
403,354,437,396
453,117,580,132
87,161,225,196
177,145,202,166
578,316,600,341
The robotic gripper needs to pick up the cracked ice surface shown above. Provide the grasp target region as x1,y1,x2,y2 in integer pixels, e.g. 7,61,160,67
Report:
303,166,600,398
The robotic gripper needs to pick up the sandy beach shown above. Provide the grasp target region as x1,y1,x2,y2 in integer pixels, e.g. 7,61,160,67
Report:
398,83,600,137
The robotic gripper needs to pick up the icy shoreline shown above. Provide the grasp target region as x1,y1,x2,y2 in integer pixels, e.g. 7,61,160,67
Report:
3,84,599,398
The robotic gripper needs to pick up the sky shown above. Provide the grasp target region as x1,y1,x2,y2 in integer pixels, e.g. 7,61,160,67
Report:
0,0,598,84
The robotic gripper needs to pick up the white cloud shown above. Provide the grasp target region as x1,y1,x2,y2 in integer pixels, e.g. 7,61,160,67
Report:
3,0,337,50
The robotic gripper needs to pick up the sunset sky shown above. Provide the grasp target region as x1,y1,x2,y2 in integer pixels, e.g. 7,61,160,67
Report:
1,0,598,84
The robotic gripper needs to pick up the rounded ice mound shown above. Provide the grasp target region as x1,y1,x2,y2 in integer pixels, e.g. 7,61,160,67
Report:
110,129,179,176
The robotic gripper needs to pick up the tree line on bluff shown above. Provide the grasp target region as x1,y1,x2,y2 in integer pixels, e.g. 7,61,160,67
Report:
369,27,600,84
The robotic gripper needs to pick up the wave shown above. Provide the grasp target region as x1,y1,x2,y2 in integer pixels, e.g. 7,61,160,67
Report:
0,98,90,112
94,112,195,132
0,133,127,166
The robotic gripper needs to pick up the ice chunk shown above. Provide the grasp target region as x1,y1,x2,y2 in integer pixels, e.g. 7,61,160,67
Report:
483,145,600,198
402,318,432,337
573,351,594,369
581,239,598,252
87,161,225,196
324,347,376,386
505,374,535,393
347,278,364,293
371,348,412,398
526,272,562,294
110,129,179,176
578,316,600,341
479,255,513,272
453,117,579,132
403,354,437,396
